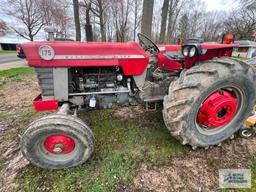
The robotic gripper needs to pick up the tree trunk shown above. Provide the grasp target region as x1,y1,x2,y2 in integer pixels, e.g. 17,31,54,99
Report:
166,0,174,43
99,14,106,42
73,0,81,41
85,3,93,42
159,0,169,43
141,0,154,38
133,0,138,40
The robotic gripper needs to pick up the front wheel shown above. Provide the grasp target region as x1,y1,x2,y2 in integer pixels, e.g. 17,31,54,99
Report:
163,58,256,148
21,114,95,169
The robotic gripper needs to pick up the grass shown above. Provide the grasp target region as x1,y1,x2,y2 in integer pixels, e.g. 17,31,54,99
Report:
0,50,16,54
0,67,33,78
0,111,13,119
0,67,34,86
16,109,187,192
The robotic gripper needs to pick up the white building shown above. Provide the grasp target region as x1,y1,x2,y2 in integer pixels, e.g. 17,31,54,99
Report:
0,35,29,50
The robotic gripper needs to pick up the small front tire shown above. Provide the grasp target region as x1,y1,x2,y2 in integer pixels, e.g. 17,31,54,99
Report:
21,114,95,169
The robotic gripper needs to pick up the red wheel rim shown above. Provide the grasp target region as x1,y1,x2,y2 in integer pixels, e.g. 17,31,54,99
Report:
44,134,76,154
197,91,237,128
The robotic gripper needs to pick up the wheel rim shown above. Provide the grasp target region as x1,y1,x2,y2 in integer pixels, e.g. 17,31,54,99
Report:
44,134,76,154
196,86,244,134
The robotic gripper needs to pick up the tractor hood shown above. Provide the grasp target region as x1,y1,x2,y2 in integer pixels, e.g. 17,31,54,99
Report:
21,41,149,76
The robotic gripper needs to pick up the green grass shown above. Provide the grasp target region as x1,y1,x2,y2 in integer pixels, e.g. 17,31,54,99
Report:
0,67,34,86
0,111,13,119
0,50,16,54
0,67,33,78
16,109,187,192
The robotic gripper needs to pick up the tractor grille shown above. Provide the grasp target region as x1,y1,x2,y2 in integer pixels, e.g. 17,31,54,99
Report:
35,67,54,97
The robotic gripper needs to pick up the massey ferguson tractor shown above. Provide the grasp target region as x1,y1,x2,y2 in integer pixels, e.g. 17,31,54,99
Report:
20,31,256,169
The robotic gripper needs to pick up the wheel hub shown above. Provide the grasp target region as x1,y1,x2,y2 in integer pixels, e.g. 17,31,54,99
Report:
44,135,75,154
197,91,237,128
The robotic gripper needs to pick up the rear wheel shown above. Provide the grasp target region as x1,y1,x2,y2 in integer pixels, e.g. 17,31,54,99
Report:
163,58,256,148
21,114,95,169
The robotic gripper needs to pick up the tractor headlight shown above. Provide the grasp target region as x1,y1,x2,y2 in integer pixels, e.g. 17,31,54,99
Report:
117,74,123,81
182,46,199,57
189,47,197,57
182,46,189,57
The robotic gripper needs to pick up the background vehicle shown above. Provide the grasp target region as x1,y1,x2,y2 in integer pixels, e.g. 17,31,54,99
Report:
16,44,25,59
20,32,256,169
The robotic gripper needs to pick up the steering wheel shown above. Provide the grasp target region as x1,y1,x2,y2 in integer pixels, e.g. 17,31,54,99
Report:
137,33,160,55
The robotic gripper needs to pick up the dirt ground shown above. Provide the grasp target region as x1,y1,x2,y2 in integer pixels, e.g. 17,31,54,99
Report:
0,74,256,192
126,138,256,192
0,75,40,191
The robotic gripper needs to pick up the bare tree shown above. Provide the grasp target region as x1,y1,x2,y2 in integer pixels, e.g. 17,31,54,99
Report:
80,1,94,41
178,14,189,40
39,0,71,39
141,0,154,38
6,0,44,41
88,0,109,42
53,1,72,38
0,20,8,36
85,2,93,41
132,0,141,40
166,0,183,43
111,0,131,42
159,0,169,43
200,11,223,41
40,0,54,25
224,5,256,40
73,0,81,41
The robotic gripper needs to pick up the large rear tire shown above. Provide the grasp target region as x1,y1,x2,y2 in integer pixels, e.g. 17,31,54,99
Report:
163,58,256,148
21,114,95,169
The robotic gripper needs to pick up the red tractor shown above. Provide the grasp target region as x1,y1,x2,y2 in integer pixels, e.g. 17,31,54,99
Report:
20,32,256,169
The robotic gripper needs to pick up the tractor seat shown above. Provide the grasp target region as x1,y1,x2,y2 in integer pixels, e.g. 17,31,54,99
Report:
164,52,184,62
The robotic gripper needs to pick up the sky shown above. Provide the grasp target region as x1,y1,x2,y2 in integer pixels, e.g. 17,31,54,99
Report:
202,0,239,11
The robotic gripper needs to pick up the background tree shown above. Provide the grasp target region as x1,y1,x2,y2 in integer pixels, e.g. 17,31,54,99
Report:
85,2,93,41
73,0,81,41
111,0,132,42
200,11,223,41
224,2,256,40
159,0,169,43
89,0,109,41
166,0,184,43
2,0,254,43
6,0,44,41
40,0,71,39
141,0,154,38
0,20,8,36
132,0,141,40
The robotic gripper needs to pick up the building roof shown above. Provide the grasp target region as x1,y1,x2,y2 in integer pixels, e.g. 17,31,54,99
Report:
234,40,256,48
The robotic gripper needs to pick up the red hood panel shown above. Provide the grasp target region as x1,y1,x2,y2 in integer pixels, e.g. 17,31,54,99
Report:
22,41,149,76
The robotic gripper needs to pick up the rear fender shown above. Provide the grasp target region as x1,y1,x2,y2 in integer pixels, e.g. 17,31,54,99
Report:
184,43,239,68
